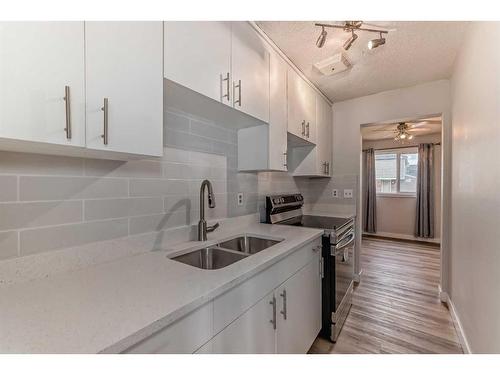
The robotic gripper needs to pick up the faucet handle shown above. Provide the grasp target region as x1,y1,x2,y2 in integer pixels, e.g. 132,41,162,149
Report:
207,222,220,233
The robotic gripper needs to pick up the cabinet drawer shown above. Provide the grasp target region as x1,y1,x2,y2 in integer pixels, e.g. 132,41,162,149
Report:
213,238,321,334
123,302,213,354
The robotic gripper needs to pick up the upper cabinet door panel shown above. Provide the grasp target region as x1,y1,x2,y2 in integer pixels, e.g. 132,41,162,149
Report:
287,67,316,141
231,22,270,123
85,22,163,157
164,22,232,106
268,51,288,171
0,22,85,146
317,97,332,174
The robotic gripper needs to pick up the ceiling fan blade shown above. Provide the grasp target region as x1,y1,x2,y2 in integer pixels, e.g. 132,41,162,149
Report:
408,120,441,126
408,128,432,132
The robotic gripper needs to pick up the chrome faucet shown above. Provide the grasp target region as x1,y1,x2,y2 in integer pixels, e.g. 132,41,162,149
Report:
198,179,219,241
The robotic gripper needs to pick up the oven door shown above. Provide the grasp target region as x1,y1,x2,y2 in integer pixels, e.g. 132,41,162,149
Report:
334,228,355,312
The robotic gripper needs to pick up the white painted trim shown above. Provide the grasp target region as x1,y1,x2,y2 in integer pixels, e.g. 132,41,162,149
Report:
248,21,333,106
353,269,363,283
447,298,472,354
363,231,441,244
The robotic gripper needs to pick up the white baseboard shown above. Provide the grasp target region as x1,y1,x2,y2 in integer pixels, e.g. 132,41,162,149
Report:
363,231,441,244
353,269,363,283
447,297,472,354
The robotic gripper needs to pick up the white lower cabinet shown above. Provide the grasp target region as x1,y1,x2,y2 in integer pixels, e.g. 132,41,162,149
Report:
123,238,322,354
199,242,322,354
276,257,322,353
123,302,213,354
210,290,276,354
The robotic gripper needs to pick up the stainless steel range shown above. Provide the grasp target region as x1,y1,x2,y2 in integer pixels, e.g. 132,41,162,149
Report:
265,193,355,342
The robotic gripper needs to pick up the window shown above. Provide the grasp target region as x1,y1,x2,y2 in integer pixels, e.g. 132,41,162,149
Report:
375,148,418,195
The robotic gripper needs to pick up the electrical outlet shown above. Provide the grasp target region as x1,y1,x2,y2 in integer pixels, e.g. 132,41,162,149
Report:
343,189,353,199
332,189,339,198
237,192,244,206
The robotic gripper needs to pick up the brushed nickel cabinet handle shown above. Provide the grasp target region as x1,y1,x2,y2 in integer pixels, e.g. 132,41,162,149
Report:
233,79,242,107
301,120,306,136
269,296,277,330
220,72,230,102
283,151,287,168
101,98,108,145
63,86,71,139
306,122,310,138
280,289,287,320
327,162,330,175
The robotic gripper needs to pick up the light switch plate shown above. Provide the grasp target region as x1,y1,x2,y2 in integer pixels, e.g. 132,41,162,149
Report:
237,192,244,206
343,189,353,199
332,189,339,198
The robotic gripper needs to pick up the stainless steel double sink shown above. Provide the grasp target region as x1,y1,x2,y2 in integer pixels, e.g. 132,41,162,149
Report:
170,235,282,270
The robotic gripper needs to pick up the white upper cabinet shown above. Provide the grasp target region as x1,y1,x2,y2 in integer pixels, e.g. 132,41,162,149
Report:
237,49,287,171
268,51,288,171
85,22,163,157
0,22,85,147
164,22,232,106
290,94,332,177
287,67,316,143
231,22,270,123
316,96,333,176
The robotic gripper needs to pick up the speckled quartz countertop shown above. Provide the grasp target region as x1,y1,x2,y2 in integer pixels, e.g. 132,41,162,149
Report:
0,222,323,354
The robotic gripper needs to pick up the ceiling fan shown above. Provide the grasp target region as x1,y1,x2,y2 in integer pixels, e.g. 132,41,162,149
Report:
315,21,394,50
372,120,441,142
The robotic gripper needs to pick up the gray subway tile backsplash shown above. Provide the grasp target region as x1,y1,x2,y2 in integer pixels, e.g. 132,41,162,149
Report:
20,219,129,256
20,176,128,201
0,175,17,202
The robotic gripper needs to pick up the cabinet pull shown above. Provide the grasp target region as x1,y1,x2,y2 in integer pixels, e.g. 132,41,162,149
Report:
280,290,287,320
63,86,72,140
220,72,230,102
269,296,277,330
326,162,330,175
233,79,242,107
306,122,310,138
322,162,327,174
283,151,288,168
301,120,306,136
101,98,109,145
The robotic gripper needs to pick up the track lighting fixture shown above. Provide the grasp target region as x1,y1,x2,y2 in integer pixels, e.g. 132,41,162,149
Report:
316,26,327,48
343,30,358,51
368,32,386,50
314,22,390,51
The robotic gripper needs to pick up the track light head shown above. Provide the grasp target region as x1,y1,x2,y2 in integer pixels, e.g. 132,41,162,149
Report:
368,32,386,50
343,31,358,51
316,26,327,48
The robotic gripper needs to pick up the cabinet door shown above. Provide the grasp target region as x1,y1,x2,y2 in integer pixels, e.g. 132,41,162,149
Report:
85,22,163,157
287,67,315,141
268,51,288,171
210,291,276,354
0,22,85,147
231,22,270,123
164,22,232,106
317,96,333,176
277,254,322,354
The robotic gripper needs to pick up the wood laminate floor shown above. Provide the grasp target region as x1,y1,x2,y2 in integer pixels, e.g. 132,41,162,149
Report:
309,237,463,354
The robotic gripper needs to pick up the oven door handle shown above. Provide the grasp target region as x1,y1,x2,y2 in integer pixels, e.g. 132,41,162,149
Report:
331,229,355,256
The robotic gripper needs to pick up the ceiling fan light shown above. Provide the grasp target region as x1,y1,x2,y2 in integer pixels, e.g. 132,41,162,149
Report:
316,27,327,48
408,134,414,140
343,31,358,50
400,133,407,139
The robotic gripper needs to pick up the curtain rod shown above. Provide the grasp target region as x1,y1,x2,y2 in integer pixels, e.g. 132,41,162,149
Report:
362,142,441,152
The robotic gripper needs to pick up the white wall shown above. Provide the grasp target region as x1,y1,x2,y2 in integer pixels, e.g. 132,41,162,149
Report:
332,80,452,291
450,22,500,353
362,133,442,242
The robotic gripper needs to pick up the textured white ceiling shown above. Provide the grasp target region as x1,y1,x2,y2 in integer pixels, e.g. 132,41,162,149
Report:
256,21,468,102
361,116,442,140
